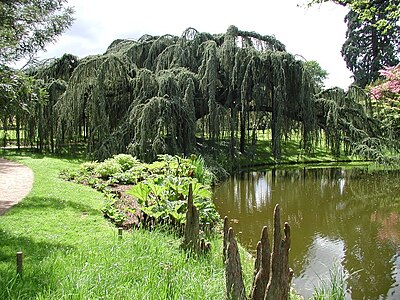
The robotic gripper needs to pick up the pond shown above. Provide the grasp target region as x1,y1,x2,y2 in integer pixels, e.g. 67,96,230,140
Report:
213,166,400,299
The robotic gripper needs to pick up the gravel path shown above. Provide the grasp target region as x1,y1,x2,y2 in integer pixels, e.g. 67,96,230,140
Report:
0,158,34,215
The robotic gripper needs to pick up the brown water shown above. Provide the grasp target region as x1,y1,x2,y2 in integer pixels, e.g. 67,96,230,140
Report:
213,167,400,299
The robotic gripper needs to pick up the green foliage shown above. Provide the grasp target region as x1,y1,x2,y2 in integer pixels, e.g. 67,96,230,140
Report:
128,182,151,206
0,0,74,63
30,25,319,162
311,261,355,300
112,153,141,171
94,158,123,179
305,1,400,33
0,66,50,148
62,154,220,228
303,60,329,90
125,155,219,227
314,85,390,161
22,23,397,164
101,196,127,225
128,175,218,226
342,8,399,87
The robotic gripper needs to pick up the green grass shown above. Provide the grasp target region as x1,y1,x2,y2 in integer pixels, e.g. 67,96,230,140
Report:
311,263,348,300
0,151,257,299
240,132,355,167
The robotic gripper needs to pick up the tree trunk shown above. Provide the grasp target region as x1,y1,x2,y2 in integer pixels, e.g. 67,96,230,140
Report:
16,114,21,150
2,115,8,147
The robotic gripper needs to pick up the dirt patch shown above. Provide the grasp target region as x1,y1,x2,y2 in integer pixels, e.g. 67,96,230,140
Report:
0,158,34,215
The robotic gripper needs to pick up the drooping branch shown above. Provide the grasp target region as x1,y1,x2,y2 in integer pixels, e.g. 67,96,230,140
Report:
27,25,387,162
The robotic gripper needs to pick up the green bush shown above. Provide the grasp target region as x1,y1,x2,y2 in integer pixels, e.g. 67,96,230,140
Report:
95,158,122,179
80,161,99,173
112,154,140,171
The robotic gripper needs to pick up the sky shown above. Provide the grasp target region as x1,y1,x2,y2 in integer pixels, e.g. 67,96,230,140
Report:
37,0,354,89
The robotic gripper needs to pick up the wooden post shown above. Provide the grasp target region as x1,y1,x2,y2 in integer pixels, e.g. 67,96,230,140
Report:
118,227,123,239
16,251,23,276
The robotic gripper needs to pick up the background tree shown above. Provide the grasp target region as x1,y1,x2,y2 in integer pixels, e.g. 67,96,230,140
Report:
303,60,329,91
305,0,400,30
0,0,74,149
0,0,74,64
305,0,400,87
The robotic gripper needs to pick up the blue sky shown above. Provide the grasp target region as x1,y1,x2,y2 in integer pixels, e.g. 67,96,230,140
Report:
38,0,354,88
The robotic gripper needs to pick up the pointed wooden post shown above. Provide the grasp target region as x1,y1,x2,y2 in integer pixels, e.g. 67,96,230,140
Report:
118,227,123,239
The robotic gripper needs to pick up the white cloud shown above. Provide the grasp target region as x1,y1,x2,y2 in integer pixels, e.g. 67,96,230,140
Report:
38,0,354,88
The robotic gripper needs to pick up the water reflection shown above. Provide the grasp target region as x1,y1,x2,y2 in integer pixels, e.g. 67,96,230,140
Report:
293,234,348,299
213,167,400,299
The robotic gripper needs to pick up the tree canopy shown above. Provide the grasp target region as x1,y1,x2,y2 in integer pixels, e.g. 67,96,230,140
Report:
303,60,329,90
305,0,400,32
26,26,385,163
35,26,315,161
0,0,74,64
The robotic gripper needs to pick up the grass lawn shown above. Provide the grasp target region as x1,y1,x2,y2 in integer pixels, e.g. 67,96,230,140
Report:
0,151,255,299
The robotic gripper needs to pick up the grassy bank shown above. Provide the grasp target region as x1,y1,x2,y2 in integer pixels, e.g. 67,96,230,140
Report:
0,151,255,299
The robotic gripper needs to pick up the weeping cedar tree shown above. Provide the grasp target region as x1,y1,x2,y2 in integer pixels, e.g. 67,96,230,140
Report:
33,26,387,162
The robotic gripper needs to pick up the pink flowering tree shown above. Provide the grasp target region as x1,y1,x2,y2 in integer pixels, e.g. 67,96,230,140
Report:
370,64,400,100
369,64,400,139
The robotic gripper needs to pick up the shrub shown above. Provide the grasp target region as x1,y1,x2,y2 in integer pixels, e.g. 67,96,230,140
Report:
112,154,140,171
95,159,122,179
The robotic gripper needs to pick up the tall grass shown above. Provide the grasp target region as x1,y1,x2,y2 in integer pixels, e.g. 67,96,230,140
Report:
311,262,349,300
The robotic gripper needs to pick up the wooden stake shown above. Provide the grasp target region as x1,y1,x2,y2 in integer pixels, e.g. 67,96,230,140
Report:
16,251,23,276
118,227,123,239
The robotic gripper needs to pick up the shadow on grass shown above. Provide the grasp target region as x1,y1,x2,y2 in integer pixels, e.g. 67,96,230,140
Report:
0,228,75,299
0,195,103,299
11,195,101,216
0,147,87,163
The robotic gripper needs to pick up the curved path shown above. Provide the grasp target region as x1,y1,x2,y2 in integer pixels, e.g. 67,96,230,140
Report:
0,158,34,215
